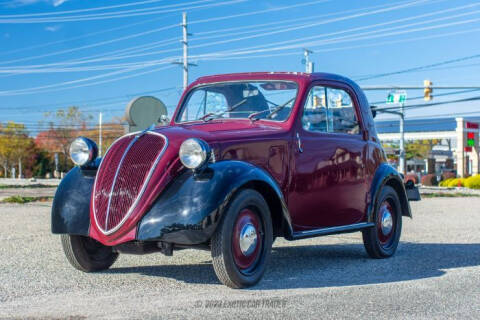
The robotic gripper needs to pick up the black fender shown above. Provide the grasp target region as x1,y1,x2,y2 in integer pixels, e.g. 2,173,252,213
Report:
51,166,96,235
137,160,292,245
368,163,412,222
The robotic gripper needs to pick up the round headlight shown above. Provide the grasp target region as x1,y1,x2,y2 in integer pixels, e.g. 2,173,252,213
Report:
69,137,98,166
179,138,210,169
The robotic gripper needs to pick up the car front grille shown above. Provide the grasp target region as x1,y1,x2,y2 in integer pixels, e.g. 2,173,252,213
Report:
92,131,167,234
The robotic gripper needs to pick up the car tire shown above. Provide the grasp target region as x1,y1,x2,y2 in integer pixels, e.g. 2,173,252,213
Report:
61,234,118,272
362,185,402,259
211,189,273,289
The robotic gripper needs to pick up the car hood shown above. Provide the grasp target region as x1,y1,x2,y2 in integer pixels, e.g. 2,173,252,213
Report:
153,120,287,147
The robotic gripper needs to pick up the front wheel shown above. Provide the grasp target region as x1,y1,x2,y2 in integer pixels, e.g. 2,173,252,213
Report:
61,234,118,272
211,189,273,288
362,186,402,258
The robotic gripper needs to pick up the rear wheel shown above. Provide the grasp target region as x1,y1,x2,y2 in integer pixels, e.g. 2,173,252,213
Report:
61,234,118,272
362,186,402,258
211,189,273,288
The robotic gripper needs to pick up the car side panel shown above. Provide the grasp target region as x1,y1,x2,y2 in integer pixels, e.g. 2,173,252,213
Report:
137,161,293,244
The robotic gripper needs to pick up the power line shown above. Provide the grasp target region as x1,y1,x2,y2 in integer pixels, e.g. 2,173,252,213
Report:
0,0,449,72
0,0,245,23
0,0,169,17
357,54,480,81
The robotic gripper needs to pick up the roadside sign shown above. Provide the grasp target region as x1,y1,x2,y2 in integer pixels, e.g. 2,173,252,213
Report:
386,90,407,104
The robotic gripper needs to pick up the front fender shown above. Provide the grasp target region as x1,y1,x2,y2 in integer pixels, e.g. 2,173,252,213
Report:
51,166,95,235
137,160,291,245
368,163,412,221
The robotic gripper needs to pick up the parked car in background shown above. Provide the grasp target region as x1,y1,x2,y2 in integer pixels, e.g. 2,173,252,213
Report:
52,72,419,288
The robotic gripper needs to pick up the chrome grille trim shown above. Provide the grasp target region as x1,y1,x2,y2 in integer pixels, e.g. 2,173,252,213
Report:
92,130,168,235
104,135,139,231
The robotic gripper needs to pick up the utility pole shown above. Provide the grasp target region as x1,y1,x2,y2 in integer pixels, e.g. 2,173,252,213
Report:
98,112,103,157
399,103,405,175
172,12,197,91
382,90,407,175
303,48,314,73
182,12,188,90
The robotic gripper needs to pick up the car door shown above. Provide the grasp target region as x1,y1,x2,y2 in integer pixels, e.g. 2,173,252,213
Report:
288,82,369,230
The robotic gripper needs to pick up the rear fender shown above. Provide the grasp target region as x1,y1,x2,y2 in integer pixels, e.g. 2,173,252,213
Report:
369,163,413,221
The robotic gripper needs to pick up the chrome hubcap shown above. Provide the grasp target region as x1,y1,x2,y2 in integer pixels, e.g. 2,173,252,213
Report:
381,209,393,235
239,223,258,256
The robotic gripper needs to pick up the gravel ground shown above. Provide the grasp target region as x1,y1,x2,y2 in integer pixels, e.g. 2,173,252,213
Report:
0,198,479,319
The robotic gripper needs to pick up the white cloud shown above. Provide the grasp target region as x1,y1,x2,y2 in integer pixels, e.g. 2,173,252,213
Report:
4,0,69,7
52,0,67,7
45,24,61,32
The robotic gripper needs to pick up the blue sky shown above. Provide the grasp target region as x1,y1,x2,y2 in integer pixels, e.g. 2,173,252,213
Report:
1,0,480,134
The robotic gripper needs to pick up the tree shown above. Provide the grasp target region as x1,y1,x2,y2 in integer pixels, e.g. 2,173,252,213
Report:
405,139,441,160
42,106,93,172
0,122,35,177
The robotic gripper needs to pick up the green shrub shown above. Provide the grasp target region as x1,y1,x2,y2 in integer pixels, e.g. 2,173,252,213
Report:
446,178,465,188
464,175,480,189
1,195,52,204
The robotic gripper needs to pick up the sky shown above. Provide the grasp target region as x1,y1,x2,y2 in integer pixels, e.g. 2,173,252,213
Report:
1,0,480,135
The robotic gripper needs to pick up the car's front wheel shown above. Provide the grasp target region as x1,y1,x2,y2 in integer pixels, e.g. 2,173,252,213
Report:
61,234,118,272
211,189,273,288
362,185,402,258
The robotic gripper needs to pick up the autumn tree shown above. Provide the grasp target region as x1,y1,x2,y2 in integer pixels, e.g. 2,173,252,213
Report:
0,122,35,177
42,106,93,171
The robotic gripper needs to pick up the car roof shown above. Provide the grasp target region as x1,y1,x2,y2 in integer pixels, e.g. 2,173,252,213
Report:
194,72,357,87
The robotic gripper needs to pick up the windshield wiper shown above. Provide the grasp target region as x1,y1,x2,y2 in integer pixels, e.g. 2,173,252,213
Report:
247,109,269,122
265,97,296,119
199,99,247,122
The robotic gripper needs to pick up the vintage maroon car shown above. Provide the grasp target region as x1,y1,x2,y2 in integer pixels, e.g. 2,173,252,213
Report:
52,72,419,288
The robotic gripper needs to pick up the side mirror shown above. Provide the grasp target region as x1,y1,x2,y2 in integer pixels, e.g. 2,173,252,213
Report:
370,105,377,119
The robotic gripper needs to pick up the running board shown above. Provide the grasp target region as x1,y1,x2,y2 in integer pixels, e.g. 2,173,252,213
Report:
292,222,375,240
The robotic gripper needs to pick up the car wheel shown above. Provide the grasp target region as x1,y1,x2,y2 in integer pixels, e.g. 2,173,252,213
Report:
362,185,402,258
211,189,273,288
61,234,118,272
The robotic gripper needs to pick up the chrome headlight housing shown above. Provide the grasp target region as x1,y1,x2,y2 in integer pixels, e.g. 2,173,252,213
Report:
69,137,98,166
179,138,210,170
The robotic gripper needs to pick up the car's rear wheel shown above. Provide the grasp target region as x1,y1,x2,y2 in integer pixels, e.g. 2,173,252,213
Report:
362,186,402,258
61,234,118,272
211,189,273,288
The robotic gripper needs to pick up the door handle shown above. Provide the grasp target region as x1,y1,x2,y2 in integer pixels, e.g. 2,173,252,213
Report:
296,132,303,153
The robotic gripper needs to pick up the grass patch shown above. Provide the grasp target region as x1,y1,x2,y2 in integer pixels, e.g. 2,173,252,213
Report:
421,193,480,198
0,184,57,189
1,195,54,204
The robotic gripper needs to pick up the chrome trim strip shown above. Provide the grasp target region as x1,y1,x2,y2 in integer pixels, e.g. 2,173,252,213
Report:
292,222,374,239
104,135,140,230
92,131,141,235
92,130,168,235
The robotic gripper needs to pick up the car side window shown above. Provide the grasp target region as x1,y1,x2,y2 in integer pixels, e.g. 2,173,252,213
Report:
302,86,360,135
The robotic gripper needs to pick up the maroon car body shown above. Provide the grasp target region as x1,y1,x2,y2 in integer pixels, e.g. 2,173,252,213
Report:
52,72,417,288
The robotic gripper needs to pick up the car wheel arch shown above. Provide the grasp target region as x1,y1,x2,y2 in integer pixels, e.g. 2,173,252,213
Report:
237,180,288,239
369,163,413,222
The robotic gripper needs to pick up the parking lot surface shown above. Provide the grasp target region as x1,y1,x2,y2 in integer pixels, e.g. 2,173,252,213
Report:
0,197,479,319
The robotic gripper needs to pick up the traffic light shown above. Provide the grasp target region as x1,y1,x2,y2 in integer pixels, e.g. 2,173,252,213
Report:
467,132,475,147
424,80,433,101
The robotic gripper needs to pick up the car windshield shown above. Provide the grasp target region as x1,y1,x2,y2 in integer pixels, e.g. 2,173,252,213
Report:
176,81,298,123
